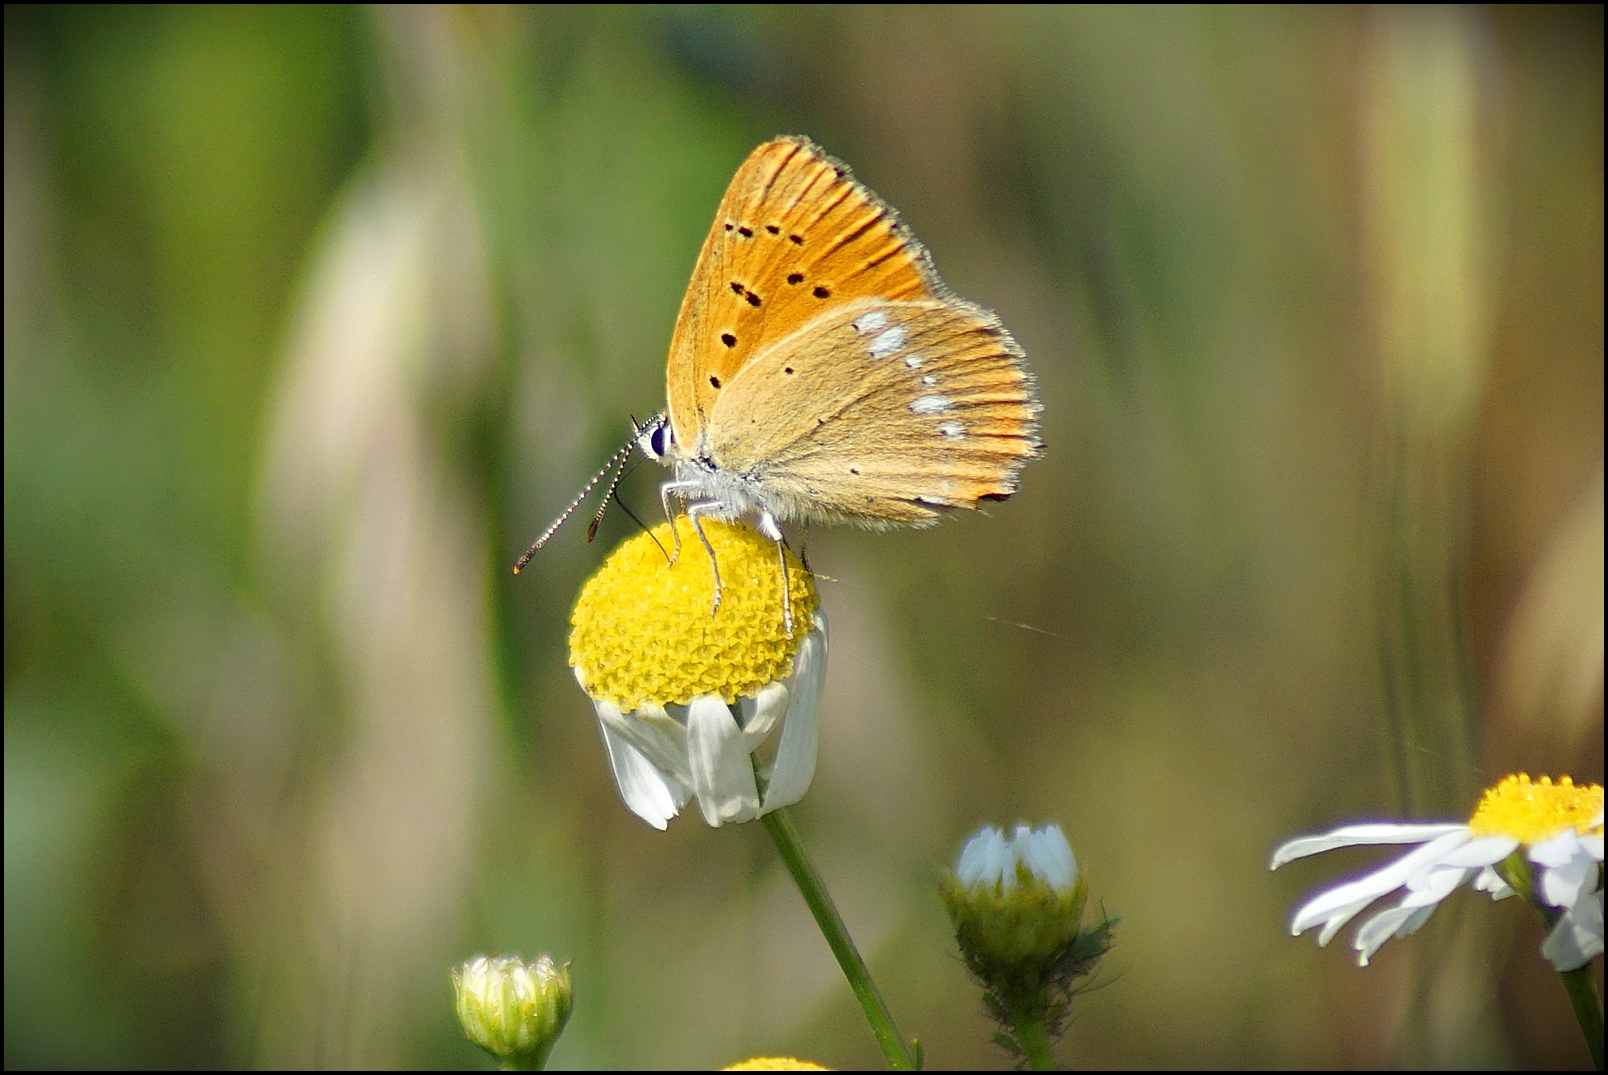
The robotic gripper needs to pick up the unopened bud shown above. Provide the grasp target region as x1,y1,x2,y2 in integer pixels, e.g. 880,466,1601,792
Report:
940,823,1115,1063
941,823,1087,971
452,954,572,1070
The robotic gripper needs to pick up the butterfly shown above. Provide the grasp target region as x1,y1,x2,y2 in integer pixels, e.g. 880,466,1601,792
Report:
520,136,1042,632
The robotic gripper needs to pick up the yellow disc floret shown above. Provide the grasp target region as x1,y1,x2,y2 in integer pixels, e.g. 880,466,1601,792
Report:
1467,774,1604,845
723,1059,832,1071
569,519,819,711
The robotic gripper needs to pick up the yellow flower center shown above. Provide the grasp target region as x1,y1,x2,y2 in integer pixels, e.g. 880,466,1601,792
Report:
568,519,819,711
723,1059,832,1071
1466,774,1604,844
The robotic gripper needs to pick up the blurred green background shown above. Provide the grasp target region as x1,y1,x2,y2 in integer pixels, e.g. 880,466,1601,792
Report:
5,6,1601,1069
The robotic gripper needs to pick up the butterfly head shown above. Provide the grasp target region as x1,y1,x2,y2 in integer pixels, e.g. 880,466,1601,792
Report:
635,412,673,466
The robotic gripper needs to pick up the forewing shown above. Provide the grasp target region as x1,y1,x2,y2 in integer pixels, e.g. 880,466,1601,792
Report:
666,137,942,450
704,298,1041,526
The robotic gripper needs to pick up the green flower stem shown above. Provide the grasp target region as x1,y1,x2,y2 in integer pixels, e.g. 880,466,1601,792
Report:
761,806,919,1070
1498,852,1603,1069
1005,1002,1057,1071
1558,963,1603,1071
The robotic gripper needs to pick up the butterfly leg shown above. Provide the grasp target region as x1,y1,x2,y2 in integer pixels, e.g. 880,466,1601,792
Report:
683,500,727,615
658,478,709,568
774,541,794,637
753,510,793,638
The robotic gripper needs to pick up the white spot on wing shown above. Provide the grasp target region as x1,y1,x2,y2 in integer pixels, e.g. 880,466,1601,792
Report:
921,375,938,387
939,421,965,438
911,395,951,414
903,353,924,369
869,325,906,359
852,311,888,334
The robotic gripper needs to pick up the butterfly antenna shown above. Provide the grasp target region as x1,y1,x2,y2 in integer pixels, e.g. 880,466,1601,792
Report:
591,449,665,559
584,447,635,542
512,438,636,574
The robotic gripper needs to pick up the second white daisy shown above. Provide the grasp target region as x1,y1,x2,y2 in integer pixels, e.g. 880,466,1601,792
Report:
1271,774,1604,970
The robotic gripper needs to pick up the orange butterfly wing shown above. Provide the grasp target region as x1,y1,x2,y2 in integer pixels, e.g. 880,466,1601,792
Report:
665,136,943,450
705,297,1040,527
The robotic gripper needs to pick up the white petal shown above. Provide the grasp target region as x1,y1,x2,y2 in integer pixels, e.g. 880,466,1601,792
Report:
1542,889,1604,971
1270,823,1467,869
1353,904,1435,966
1431,835,1517,870
1395,903,1438,939
598,720,688,830
1400,865,1472,907
759,615,827,816
790,613,829,729
1289,829,1475,939
1528,827,1581,868
1473,866,1516,900
1530,829,1605,912
1307,899,1365,946
685,694,760,826
956,826,1009,888
737,681,789,754
757,690,815,813
594,701,693,787
1351,907,1414,964
1019,824,1078,893
1011,823,1035,864
1536,848,1598,910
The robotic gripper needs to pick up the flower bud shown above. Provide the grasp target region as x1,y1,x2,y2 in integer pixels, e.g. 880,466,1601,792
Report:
941,823,1088,971
452,954,572,1070
940,823,1115,1063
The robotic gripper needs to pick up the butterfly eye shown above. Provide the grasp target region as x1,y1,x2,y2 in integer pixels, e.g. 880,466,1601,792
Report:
636,417,671,460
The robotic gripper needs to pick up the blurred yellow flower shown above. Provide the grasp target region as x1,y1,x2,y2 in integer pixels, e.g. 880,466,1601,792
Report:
724,1058,831,1070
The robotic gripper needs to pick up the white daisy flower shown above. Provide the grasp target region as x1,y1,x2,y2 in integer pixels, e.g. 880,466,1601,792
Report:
1271,774,1604,969
568,519,825,829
